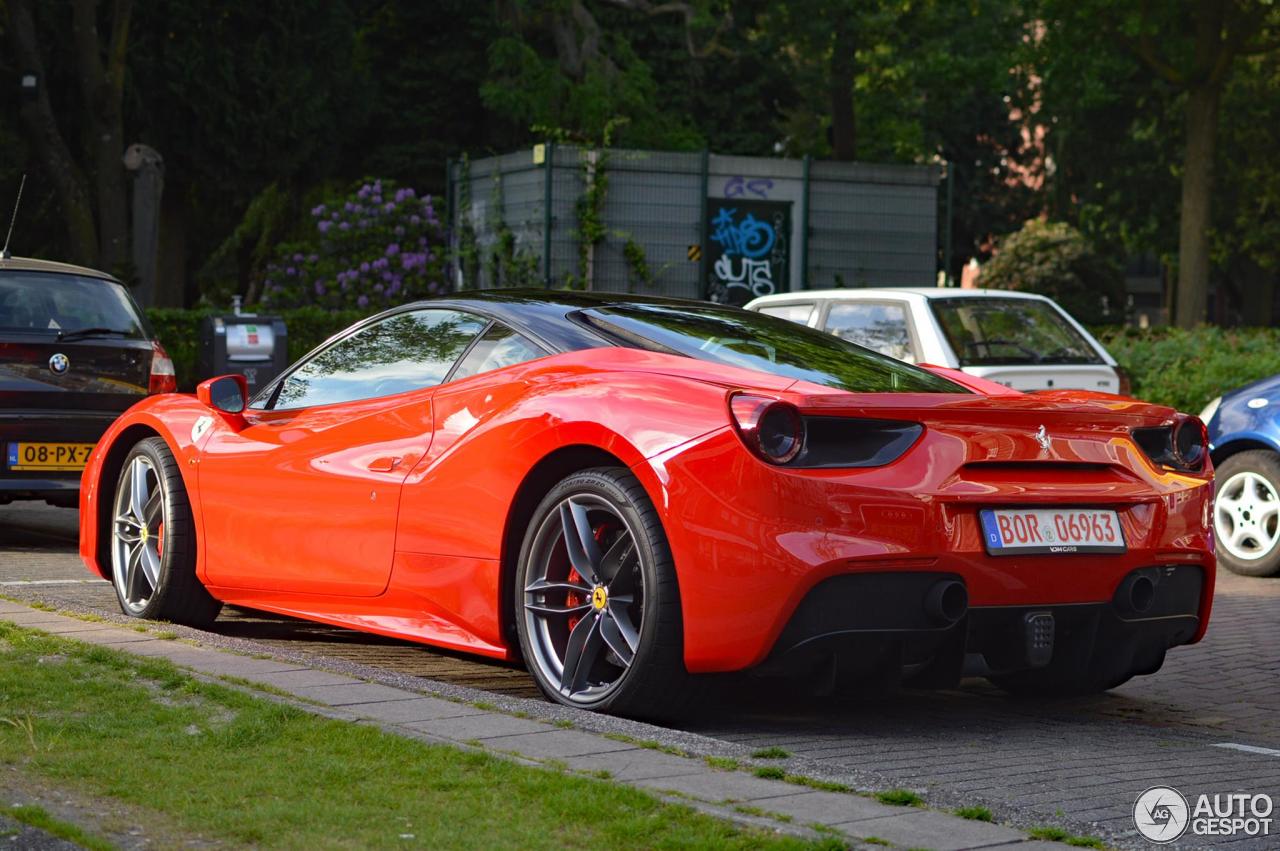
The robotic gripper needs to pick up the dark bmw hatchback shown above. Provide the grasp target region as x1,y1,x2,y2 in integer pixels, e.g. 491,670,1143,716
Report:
0,257,174,507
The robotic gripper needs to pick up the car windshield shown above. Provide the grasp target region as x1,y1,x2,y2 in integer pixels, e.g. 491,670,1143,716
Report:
0,271,148,338
580,303,967,394
929,297,1101,366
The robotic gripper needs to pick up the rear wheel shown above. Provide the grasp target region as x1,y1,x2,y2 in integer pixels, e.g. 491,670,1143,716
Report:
110,437,222,626
515,467,693,718
1214,450,1280,577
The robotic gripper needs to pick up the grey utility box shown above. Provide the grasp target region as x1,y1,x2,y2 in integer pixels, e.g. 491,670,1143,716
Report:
197,315,288,394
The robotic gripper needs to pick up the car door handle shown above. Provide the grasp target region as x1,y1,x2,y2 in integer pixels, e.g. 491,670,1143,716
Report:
368,456,403,473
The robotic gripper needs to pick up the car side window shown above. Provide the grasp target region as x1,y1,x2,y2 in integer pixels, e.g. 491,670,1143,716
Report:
757,303,815,325
451,323,545,381
824,302,916,363
269,309,488,410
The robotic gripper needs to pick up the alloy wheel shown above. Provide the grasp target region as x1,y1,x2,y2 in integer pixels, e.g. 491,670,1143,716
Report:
522,494,645,704
112,455,165,614
1215,470,1280,561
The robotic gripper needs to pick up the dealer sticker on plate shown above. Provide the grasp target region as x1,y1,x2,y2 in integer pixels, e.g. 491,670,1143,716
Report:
979,508,1126,555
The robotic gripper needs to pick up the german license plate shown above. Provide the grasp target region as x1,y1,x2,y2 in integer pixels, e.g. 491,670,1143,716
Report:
6,442,94,472
979,508,1125,555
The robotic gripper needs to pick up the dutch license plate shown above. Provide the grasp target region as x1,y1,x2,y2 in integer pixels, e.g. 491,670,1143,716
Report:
6,442,94,472
979,508,1126,556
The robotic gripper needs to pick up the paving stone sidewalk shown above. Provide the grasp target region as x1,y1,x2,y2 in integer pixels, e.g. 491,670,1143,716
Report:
0,599,1063,851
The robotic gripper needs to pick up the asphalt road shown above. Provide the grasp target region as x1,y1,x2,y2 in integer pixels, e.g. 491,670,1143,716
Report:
3,502,1279,850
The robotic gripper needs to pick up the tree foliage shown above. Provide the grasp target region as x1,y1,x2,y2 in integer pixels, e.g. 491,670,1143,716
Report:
980,220,1125,325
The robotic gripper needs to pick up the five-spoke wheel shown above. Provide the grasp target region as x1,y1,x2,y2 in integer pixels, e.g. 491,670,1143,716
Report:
515,467,692,717
1214,450,1280,576
112,453,165,614
109,437,222,624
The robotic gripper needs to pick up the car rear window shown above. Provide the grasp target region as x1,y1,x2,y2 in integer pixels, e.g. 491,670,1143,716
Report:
929,297,1101,366
0,271,149,338
579,303,966,394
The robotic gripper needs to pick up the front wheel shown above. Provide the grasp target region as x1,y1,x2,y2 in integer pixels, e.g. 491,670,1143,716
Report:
514,467,694,718
1214,450,1280,577
110,437,222,626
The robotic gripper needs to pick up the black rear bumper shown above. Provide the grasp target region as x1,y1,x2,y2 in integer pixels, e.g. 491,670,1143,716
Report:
0,410,118,505
756,566,1204,691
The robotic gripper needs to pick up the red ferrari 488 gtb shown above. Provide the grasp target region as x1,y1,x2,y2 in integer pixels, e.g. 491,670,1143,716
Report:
80,291,1214,717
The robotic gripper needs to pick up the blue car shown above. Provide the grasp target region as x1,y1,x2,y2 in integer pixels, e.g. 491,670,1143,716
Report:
1203,377,1280,576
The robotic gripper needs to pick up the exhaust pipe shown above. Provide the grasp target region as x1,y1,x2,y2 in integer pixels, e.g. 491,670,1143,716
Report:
1115,573,1156,617
924,580,968,625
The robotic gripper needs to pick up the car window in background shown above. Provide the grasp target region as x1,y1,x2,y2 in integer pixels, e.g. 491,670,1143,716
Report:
0,272,148,337
451,323,546,380
824,302,916,363
929,297,1101,366
270,309,487,409
756,303,815,325
580,303,967,394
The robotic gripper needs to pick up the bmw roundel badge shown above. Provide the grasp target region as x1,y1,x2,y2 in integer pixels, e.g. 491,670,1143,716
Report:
48,353,70,375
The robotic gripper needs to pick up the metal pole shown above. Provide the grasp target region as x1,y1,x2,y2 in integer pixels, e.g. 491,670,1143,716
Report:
698,148,710,298
800,154,811,291
543,141,555,288
943,161,954,286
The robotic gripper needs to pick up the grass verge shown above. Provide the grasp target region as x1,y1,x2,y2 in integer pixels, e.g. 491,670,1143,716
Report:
1028,825,1106,848
0,623,826,850
6,804,114,851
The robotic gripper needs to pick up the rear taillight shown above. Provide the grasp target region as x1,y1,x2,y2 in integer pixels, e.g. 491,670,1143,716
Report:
730,394,805,465
1131,414,1208,473
728,393,923,468
149,341,177,394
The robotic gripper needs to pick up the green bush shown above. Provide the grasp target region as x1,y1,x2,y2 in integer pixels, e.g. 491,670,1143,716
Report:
145,306,365,391
981,220,1125,325
1097,325,1280,413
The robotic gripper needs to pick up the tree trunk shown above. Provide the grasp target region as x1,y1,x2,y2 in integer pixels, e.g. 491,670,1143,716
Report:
72,0,133,273
829,18,857,161
1174,83,1220,328
6,0,98,265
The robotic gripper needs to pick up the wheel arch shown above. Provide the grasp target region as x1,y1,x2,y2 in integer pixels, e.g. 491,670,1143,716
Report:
89,423,164,580
1210,436,1280,467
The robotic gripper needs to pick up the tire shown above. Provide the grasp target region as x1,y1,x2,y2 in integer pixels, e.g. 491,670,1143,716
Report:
109,437,222,626
514,467,696,718
1214,450,1280,577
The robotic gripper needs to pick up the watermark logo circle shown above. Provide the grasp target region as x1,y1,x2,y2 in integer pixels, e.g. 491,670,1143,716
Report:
1134,786,1190,843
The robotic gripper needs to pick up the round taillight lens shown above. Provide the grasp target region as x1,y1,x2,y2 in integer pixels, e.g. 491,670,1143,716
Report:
729,393,805,465
756,404,804,464
1173,416,1208,470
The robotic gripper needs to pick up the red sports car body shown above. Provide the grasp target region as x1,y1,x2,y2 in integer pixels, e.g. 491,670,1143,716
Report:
80,292,1215,716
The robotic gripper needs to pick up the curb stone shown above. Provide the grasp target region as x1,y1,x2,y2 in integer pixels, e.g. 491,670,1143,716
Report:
0,599,1074,849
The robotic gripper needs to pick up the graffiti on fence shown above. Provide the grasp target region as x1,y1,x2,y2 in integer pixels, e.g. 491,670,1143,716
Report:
704,199,790,305
722,175,774,199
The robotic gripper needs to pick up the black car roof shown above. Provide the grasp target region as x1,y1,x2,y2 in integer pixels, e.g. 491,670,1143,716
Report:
398,288,714,353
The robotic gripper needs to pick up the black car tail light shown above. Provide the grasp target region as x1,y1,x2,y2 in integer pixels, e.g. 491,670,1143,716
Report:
1132,414,1209,473
149,341,177,394
729,393,922,468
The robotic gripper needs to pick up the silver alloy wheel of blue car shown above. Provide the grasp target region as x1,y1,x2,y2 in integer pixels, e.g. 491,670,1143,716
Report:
1215,470,1280,561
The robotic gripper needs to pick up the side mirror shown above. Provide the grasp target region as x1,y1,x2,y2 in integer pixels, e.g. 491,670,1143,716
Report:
197,375,248,415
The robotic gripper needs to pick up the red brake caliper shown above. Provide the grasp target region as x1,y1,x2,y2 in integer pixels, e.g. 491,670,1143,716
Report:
155,522,164,556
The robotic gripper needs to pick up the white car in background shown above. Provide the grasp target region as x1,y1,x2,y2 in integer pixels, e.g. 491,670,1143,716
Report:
744,288,1127,394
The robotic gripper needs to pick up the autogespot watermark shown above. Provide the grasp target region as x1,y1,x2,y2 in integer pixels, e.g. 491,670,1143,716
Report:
1133,786,1274,844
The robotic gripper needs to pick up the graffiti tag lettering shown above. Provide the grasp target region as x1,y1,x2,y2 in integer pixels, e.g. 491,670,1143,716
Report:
710,208,776,259
723,175,775,199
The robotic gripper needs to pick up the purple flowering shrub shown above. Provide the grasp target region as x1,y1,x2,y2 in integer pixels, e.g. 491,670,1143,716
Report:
260,179,447,311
